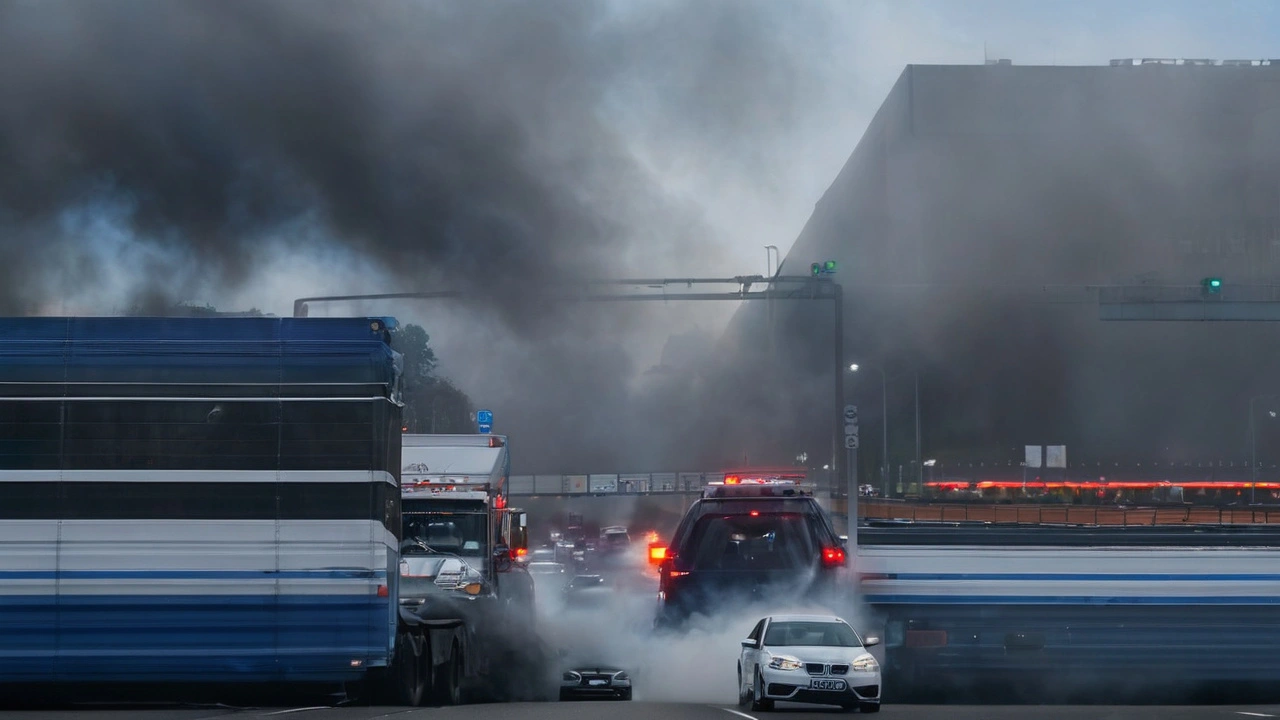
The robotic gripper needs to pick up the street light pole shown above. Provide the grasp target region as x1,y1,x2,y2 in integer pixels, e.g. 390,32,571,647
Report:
850,363,890,498
1249,394,1278,505
914,371,921,491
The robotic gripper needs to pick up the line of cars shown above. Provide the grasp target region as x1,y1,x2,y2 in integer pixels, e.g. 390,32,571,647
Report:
543,472,884,710
651,472,883,712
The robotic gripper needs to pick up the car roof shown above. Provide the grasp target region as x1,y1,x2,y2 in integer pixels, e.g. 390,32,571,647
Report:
765,614,848,624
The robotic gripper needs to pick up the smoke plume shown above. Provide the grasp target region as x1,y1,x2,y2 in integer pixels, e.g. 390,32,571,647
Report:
0,0,826,324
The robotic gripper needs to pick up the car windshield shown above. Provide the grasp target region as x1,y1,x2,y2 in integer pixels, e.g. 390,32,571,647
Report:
764,621,861,648
683,512,816,571
403,511,488,557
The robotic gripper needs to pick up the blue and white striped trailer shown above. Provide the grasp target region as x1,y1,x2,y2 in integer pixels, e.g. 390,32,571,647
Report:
856,524,1280,702
0,316,459,704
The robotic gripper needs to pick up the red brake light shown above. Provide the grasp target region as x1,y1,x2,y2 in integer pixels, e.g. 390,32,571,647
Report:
821,546,846,566
648,544,667,564
725,475,740,484
750,510,760,517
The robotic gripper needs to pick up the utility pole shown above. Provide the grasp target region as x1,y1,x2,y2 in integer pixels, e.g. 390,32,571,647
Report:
914,371,921,491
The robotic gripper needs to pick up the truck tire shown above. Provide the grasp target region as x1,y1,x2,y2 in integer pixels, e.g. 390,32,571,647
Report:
391,630,427,706
431,641,463,706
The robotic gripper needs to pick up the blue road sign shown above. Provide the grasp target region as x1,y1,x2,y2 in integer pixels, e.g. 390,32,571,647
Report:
477,409,493,425
478,423,492,434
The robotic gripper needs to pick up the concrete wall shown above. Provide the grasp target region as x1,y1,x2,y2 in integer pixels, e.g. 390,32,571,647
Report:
726,63,1280,476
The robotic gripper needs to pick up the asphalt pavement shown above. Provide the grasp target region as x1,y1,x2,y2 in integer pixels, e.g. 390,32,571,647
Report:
4,701,1280,720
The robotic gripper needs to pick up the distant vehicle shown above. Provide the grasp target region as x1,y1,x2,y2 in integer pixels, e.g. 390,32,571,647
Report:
598,526,631,554
560,664,632,701
563,574,611,609
738,614,881,713
652,474,848,627
529,547,557,564
527,561,570,592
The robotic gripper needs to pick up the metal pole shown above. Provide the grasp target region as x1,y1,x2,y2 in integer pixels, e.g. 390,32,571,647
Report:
880,367,888,498
914,371,921,491
1251,396,1258,505
848,446,858,544
833,282,846,507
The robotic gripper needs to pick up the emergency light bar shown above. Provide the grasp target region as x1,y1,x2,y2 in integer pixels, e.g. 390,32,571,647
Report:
402,478,494,496
722,472,806,485
703,483,816,499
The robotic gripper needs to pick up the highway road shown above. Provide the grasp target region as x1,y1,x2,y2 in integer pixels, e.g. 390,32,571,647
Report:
5,701,1280,720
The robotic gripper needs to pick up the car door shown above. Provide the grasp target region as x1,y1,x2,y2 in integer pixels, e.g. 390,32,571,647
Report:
742,618,767,688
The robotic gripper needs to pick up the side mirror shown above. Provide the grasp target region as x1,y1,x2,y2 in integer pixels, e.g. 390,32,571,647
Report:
740,639,758,649
864,636,881,647
493,545,513,572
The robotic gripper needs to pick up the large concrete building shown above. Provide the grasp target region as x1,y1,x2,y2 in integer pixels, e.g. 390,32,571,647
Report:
718,59,1280,491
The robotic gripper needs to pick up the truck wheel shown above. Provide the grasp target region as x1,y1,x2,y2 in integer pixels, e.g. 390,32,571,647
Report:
431,642,462,706
391,631,426,706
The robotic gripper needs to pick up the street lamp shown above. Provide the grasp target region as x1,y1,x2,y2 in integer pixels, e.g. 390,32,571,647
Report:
849,363,889,496
765,246,780,277
1250,395,1278,504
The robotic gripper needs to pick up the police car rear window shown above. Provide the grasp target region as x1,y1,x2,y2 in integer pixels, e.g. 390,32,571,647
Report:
681,513,817,572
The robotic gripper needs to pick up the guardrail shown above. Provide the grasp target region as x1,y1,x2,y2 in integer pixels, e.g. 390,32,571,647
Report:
858,500,1280,525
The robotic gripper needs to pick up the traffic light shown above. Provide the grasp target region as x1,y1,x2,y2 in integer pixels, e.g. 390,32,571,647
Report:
1202,277,1222,294
811,260,838,277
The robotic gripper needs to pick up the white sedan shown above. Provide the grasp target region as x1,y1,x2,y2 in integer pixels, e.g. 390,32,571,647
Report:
737,614,881,713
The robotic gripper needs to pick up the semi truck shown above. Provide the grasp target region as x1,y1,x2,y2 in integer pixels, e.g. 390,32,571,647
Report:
398,433,546,702
0,316,543,706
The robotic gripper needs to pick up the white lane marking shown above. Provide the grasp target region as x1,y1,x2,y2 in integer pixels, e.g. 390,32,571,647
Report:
262,708,331,716
1236,713,1275,717
721,708,759,720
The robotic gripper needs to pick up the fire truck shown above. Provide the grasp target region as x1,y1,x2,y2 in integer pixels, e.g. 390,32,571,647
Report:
397,433,544,702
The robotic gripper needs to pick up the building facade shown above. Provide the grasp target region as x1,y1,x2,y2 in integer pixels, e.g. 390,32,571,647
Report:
721,60,1280,491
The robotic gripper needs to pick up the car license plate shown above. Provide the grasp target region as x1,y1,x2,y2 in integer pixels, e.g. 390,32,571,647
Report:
809,678,846,691
589,679,608,686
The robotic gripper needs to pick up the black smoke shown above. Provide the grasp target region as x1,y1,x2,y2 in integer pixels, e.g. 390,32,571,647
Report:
0,0,823,324
0,0,841,472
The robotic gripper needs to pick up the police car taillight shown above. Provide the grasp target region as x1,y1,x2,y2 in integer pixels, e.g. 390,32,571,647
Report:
821,546,846,566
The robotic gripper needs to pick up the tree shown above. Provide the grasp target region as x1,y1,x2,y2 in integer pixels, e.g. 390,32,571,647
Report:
121,302,265,317
396,324,475,434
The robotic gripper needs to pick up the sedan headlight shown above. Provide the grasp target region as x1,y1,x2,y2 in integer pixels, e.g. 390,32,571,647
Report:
768,655,803,671
851,654,879,672
612,670,630,682
563,671,582,683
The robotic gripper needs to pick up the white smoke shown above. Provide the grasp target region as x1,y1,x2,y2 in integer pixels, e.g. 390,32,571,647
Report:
530,546,875,705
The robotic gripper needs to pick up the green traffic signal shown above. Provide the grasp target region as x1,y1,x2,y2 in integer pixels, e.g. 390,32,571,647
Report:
1202,277,1222,293
811,263,822,276
824,260,837,272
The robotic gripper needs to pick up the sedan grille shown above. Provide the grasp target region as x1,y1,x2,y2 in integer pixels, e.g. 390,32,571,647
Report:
830,664,849,675
804,663,826,675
